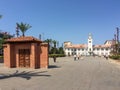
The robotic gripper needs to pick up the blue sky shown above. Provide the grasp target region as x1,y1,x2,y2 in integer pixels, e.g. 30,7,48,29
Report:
0,0,120,46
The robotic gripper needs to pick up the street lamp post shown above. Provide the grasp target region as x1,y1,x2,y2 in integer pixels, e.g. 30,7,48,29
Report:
116,27,119,54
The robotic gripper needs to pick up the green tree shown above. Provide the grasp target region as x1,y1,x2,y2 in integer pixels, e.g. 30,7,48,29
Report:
58,47,64,54
52,40,58,54
44,39,53,54
44,39,64,54
16,22,32,37
0,32,13,55
50,47,58,54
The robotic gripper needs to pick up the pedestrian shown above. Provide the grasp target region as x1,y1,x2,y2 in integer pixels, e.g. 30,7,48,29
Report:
53,56,56,62
77,54,80,60
74,54,76,60
105,54,108,60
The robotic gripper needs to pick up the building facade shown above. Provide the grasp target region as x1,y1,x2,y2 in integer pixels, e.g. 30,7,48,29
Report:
64,34,112,56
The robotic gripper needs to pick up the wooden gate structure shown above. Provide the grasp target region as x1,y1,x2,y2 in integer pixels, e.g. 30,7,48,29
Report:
19,49,30,67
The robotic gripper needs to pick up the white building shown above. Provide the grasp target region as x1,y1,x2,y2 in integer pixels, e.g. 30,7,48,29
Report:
64,33,112,56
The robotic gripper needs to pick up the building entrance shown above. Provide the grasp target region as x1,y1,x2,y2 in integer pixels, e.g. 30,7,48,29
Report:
19,49,30,67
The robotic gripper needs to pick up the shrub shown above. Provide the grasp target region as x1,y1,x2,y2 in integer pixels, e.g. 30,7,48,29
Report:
0,55,3,58
49,54,65,58
109,55,120,60
0,55,3,63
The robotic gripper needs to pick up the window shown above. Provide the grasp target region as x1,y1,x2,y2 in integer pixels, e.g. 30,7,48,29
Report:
97,48,99,51
106,48,108,51
89,48,91,51
74,49,76,51
68,52,70,56
101,48,104,50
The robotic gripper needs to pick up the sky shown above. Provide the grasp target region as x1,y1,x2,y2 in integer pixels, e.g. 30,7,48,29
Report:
0,0,120,46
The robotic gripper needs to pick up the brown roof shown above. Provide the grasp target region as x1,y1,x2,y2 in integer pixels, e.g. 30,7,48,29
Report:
65,44,112,49
93,45,111,48
5,36,42,43
65,44,87,49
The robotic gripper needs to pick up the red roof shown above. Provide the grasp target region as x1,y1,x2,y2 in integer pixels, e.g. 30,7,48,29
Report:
65,44,87,49
5,36,42,43
93,45,111,48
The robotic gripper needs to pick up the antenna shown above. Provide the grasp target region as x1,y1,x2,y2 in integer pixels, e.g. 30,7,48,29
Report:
16,26,19,37
39,34,41,40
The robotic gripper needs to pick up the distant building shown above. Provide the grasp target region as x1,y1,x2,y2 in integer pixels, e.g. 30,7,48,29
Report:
64,33,113,56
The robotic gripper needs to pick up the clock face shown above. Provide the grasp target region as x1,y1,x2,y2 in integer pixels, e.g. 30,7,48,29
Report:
89,41,91,43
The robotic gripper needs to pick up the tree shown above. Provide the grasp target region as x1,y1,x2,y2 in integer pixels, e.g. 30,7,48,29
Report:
44,39,53,54
16,22,32,37
0,32,13,55
50,47,58,54
58,47,64,54
44,39,64,54
52,40,58,54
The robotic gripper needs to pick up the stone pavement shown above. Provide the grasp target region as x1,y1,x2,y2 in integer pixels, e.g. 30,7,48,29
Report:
0,56,120,90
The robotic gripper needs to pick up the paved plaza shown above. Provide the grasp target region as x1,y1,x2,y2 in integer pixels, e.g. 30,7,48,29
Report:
0,56,120,90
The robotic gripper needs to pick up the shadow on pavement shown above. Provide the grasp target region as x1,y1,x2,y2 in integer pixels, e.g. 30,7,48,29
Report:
0,70,51,80
48,65,61,69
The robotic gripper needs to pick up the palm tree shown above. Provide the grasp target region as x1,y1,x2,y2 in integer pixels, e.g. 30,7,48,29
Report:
44,39,53,54
52,40,58,54
16,22,32,37
52,40,57,48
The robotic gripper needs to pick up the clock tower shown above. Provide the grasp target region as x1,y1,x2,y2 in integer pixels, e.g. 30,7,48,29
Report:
88,33,93,55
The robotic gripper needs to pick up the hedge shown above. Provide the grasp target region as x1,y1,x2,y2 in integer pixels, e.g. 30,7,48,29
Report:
49,54,65,58
0,56,3,59
109,55,120,60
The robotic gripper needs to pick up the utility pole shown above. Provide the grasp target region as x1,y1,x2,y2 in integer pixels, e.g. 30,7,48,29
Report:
39,34,41,40
113,34,117,54
116,27,119,54
117,27,119,43
16,26,19,37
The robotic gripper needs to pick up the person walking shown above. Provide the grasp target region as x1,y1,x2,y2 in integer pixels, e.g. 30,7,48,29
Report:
77,54,80,60
53,56,56,62
74,54,77,61
105,54,109,60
